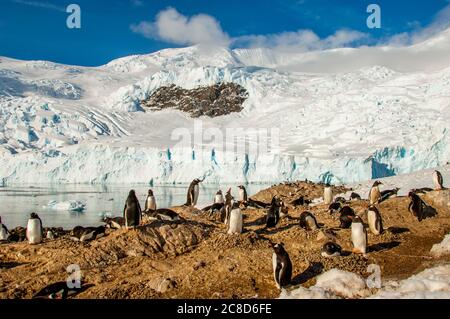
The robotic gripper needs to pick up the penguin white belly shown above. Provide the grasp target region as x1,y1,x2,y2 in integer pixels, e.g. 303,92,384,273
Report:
80,231,94,242
369,188,381,204
367,211,380,235
433,172,442,189
193,185,199,206
146,196,157,211
323,187,333,205
272,253,280,289
26,219,42,244
306,216,318,230
351,223,367,254
215,194,224,204
239,189,245,202
0,225,8,240
227,209,243,234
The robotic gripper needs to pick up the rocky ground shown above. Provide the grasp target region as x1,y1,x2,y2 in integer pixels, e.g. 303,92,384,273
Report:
0,181,449,299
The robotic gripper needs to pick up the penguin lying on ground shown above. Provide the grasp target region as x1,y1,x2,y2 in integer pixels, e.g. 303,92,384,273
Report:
70,225,106,242
334,197,347,204
328,202,341,215
290,195,311,206
33,282,94,299
299,211,319,231
380,188,400,202
350,192,362,201
143,208,181,222
103,217,125,229
411,187,433,194
321,242,342,258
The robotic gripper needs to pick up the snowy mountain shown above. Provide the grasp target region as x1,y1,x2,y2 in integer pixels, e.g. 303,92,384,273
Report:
0,30,450,185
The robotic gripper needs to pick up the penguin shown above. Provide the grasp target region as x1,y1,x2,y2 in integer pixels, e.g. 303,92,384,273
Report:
339,206,356,229
266,196,281,228
185,178,204,207
144,189,157,212
32,281,93,299
26,213,43,245
334,197,347,204
380,188,400,201
272,243,292,289
321,242,342,258
367,205,383,235
70,225,106,242
351,216,367,254
369,181,383,205
223,188,234,225
0,216,10,241
328,202,341,215
103,216,125,229
123,190,142,228
46,230,55,240
299,211,319,231
145,209,181,222
411,187,433,194
433,170,444,190
237,185,248,203
214,190,224,204
227,202,243,234
290,195,311,206
323,184,333,205
350,192,362,201
408,191,424,222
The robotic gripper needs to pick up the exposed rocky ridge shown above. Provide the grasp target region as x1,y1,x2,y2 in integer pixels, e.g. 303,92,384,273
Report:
141,83,248,118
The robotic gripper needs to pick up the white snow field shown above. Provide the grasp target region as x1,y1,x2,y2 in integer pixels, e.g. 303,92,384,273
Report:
1,28,450,185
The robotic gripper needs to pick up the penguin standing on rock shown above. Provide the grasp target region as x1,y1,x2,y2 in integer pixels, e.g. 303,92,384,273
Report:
144,189,157,211
124,190,142,228
26,213,43,244
223,188,234,225
185,178,204,207
272,243,292,289
227,202,243,234
369,181,383,205
367,205,383,235
237,185,248,203
266,196,282,228
323,184,333,205
0,216,10,241
433,170,444,190
351,216,367,254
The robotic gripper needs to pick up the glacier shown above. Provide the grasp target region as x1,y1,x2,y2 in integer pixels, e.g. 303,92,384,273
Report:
1,32,450,185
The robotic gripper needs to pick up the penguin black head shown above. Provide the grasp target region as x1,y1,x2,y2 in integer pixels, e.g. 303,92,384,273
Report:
322,242,342,255
352,215,363,224
238,185,245,190
0,216,2,223
373,181,383,187
129,190,136,196
217,190,222,195
325,183,331,187
30,212,39,219
147,189,153,196
272,243,287,255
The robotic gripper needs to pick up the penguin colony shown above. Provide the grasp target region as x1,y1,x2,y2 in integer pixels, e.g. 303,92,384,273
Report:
0,170,447,296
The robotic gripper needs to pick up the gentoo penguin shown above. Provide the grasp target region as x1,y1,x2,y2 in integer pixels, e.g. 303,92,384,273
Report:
26,213,43,244
237,185,248,203
272,243,292,289
299,211,319,231
123,190,142,228
223,188,234,225
321,242,342,258
0,216,10,241
214,190,224,204
227,202,243,235
144,189,157,211
266,196,281,228
70,225,106,242
334,197,346,204
433,170,444,190
369,181,383,205
290,195,311,206
32,282,93,299
144,208,181,222
408,191,424,222
328,202,341,215
103,216,125,229
339,206,356,229
185,178,203,207
46,230,55,240
380,188,400,202
350,192,362,201
351,216,367,254
367,205,383,235
323,184,333,205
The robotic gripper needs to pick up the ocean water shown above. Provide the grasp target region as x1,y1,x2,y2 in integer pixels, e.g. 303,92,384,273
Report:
0,183,270,229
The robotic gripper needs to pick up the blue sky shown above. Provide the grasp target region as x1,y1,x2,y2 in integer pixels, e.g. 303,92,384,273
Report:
0,0,449,66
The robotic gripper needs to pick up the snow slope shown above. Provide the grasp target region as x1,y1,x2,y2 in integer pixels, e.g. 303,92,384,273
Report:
1,29,450,185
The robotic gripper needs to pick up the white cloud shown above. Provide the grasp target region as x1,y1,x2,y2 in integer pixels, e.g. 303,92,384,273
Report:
233,29,368,52
130,7,231,47
11,0,65,12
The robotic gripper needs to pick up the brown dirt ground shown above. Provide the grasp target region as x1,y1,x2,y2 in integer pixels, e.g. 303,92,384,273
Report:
0,181,449,299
